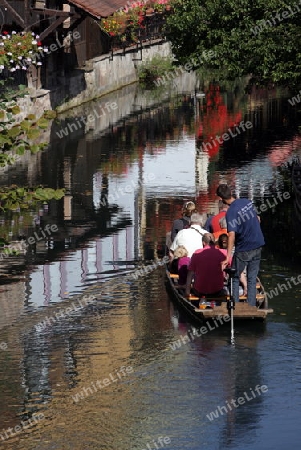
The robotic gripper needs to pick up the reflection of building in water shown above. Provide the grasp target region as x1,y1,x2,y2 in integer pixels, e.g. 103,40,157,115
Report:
195,149,209,195
0,283,26,330
2,82,298,314
194,81,301,204
63,157,73,221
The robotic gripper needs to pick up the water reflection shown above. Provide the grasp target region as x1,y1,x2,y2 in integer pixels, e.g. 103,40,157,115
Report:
1,75,301,449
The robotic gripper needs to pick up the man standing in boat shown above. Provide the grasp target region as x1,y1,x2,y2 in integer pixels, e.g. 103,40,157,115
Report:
216,184,265,307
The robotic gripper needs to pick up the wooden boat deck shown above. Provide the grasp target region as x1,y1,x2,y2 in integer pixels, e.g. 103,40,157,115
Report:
166,271,273,322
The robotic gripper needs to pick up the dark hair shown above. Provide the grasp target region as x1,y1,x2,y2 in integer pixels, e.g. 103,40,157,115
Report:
218,233,228,249
216,184,232,200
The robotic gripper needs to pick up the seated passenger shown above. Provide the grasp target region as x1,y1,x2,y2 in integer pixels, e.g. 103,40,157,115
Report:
169,212,207,259
185,233,227,298
171,201,196,242
205,200,229,233
213,216,228,242
217,233,228,250
173,245,190,287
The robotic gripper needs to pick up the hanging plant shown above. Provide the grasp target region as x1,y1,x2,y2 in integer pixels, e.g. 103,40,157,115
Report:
0,31,48,72
100,0,173,44
100,12,128,36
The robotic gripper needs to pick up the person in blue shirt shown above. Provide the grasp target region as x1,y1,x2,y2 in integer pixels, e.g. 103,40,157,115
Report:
216,184,265,307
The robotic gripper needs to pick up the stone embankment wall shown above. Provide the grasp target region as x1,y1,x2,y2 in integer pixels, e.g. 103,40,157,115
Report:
53,69,199,141
18,40,172,117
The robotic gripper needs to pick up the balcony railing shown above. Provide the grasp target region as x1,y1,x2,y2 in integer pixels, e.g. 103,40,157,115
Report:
109,11,169,53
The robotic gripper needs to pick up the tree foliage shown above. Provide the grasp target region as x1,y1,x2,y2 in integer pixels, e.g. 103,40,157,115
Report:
0,83,64,211
166,0,301,85
0,186,65,212
0,83,51,166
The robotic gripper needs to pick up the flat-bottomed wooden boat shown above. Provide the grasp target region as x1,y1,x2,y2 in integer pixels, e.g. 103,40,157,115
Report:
165,269,273,323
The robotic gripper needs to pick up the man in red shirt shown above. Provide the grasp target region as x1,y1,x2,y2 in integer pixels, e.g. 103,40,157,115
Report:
211,200,229,233
185,233,226,297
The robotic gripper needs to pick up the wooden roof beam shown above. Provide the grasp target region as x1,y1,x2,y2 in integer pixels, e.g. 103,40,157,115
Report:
0,0,25,28
30,8,71,17
39,16,67,40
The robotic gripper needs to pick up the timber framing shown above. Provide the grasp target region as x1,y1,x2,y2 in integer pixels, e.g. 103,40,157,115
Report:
0,0,25,28
0,0,79,40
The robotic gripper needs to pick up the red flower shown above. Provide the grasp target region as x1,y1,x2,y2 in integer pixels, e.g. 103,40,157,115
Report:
37,41,42,46
3,31,8,35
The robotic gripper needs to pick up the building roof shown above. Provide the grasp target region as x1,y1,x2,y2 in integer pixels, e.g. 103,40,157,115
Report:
68,0,128,19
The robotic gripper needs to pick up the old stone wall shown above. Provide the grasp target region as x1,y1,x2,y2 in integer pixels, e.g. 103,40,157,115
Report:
17,40,172,117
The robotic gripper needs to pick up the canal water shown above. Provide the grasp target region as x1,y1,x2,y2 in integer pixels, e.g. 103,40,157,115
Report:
0,75,301,449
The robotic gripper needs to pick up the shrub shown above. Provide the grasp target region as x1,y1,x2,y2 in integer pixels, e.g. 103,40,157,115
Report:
138,55,174,85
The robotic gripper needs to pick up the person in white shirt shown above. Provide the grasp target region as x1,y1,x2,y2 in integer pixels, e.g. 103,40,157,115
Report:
169,212,207,258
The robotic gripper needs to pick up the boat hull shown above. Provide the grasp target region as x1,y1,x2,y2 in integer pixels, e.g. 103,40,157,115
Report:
165,269,273,323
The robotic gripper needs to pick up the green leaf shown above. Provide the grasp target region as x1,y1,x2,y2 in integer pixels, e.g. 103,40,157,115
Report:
10,105,21,115
36,118,49,129
16,145,25,155
27,129,41,140
20,120,31,131
29,144,41,154
43,110,57,119
7,126,21,138
0,135,12,146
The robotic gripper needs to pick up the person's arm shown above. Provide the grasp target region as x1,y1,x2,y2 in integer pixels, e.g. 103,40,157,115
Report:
185,270,194,298
221,231,235,269
204,215,213,232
